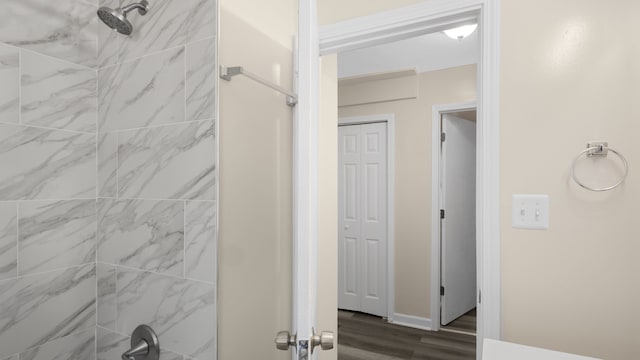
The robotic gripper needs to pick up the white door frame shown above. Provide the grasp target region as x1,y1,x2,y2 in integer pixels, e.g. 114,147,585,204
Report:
295,0,319,356
338,114,396,322
430,101,478,331
311,0,502,357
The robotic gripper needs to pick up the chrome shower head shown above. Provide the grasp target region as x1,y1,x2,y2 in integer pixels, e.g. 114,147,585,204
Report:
97,0,149,36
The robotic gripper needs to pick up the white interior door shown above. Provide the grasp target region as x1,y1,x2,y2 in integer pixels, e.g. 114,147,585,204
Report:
441,114,477,325
338,123,387,317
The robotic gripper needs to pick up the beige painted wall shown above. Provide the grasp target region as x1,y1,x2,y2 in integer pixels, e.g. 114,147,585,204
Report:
218,4,294,360
339,65,477,318
500,1,640,359
319,0,425,25
224,0,297,50
318,54,339,360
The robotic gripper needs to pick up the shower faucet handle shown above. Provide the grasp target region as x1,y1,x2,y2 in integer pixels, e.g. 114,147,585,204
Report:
121,325,160,360
121,339,149,360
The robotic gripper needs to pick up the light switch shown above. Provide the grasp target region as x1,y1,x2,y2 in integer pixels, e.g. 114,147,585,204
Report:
512,195,549,230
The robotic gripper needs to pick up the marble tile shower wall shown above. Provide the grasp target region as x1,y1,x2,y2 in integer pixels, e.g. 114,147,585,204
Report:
0,0,218,359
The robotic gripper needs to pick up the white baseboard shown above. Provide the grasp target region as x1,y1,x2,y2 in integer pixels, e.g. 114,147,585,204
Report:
390,313,432,331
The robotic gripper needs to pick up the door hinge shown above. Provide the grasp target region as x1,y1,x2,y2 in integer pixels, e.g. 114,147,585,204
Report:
478,289,482,304
440,286,445,296
440,209,445,219
441,132,446,142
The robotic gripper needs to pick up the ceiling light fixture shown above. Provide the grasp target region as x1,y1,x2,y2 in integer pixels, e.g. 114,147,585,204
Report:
443,24,478,40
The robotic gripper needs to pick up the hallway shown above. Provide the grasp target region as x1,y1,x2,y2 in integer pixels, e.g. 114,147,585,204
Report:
338,311,475,360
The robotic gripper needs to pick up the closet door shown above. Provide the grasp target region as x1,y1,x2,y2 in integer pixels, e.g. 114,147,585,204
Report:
338,123,387,317
338,125,362,312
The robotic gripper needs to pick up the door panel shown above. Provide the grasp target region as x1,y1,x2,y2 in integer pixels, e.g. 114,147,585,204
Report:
441,114,477,325
345,164,358,221
365,238,380,297
338,122,387,317
339,125,362,312
365,164,380,221
345,237,358,296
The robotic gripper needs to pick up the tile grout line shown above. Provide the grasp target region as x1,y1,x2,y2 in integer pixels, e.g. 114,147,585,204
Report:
94,198,99,342
15,201,19,279
0,121,96,135
0,263,94,285
0,198,97,203
183,200,187,279
96,324,129,339
114,264,119,335
115,134,119,198
100,118,215,135
17,49,21,125
184,43,188,126
0,198,216,203
18,46,96,72
98,261,215,286
101,35,218,72
16,327,97,356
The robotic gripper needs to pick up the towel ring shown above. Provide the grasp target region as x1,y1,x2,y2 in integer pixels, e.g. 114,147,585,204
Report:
570,142,628,192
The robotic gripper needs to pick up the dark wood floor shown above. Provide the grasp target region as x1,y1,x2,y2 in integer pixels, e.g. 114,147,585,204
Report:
338,310,475,360
441,308,476,334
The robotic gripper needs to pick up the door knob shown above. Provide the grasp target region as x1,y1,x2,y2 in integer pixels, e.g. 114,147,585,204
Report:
310,330,334,353
275,330,296,351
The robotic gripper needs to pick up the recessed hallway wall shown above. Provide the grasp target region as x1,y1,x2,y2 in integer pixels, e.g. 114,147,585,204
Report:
338,65,477,320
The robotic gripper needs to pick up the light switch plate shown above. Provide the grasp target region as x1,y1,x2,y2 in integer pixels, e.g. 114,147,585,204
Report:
512,194,549,230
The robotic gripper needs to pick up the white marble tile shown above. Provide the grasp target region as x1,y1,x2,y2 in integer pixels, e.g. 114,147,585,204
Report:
163,350,185,360
18,200,96,275
0,44,19,124
98,47,185,131
185,201,216,283
117,121,216,200
97,0,120,68
96,327,128,360
98,199,184,276
0,264,96,358
97,263,116,330
0,0,98,67
118,0,216,62
117,268,216,359
0,124,96,200
186,38,216,122
19,329,95,360
98,132,118,198
21,50,97,133
0,202,17,281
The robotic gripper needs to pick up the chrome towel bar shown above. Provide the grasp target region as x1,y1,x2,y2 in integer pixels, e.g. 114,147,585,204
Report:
220,65,298,107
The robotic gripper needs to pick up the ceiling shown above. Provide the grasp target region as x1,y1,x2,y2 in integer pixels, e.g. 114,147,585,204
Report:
337,29,479,79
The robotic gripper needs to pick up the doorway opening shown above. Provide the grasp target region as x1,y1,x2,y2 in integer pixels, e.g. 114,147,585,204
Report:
313,1,500,359
434,105,478,336
334,27,480,358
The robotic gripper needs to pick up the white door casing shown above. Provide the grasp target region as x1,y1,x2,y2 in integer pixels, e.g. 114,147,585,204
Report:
441,114,477,325
338,123,387,317
310,1,501,358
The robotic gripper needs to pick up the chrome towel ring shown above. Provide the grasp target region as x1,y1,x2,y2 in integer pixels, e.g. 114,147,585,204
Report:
570,142,629,192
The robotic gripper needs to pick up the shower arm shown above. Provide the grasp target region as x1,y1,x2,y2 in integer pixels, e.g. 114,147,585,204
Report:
120,1,148,16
